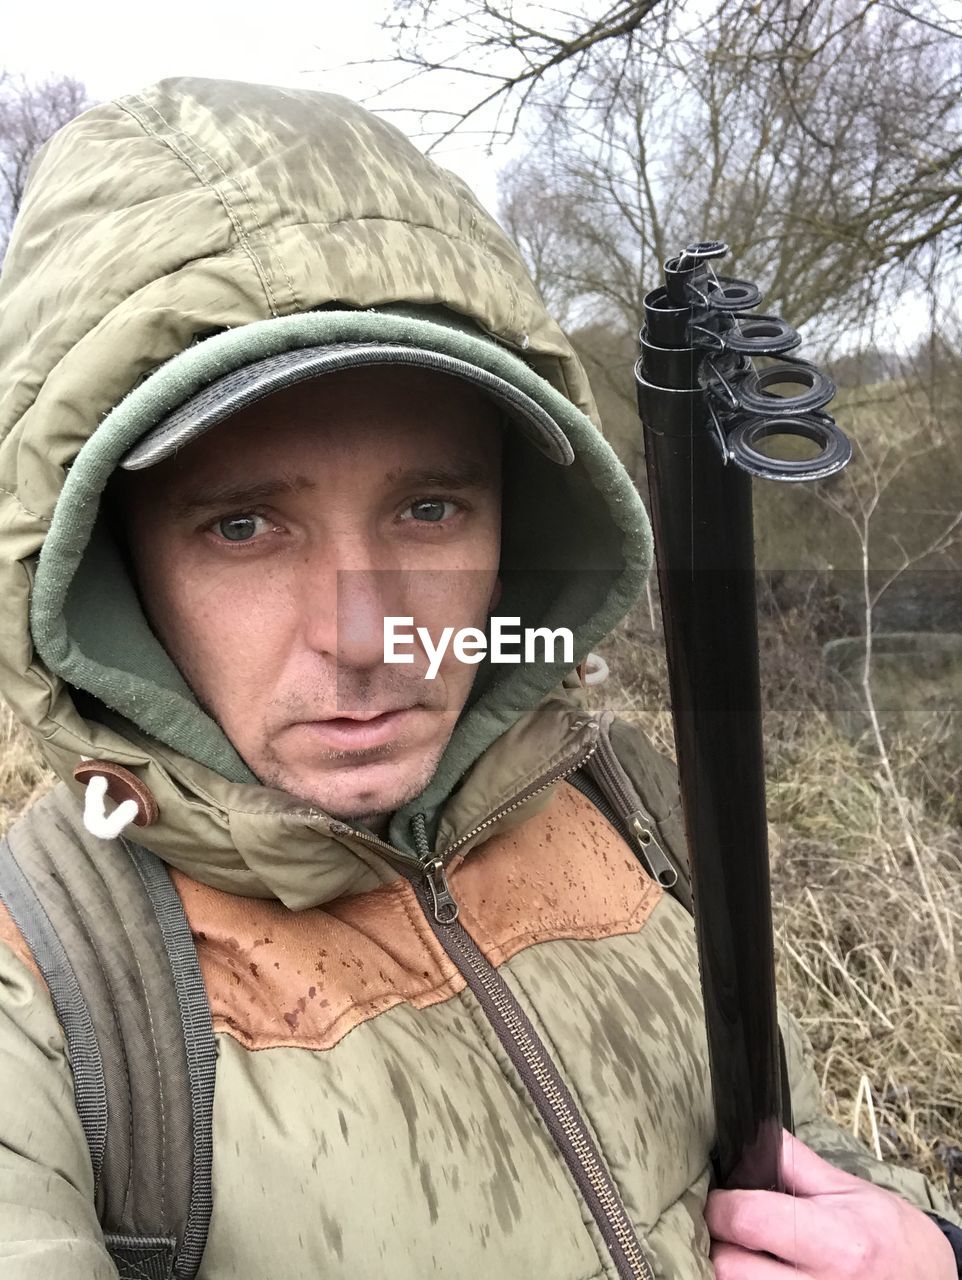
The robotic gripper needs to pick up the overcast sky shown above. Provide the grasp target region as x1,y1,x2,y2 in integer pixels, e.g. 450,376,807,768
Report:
4,3,934,350
3,1,512,213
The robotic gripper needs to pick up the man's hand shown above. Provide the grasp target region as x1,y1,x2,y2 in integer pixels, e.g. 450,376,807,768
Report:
705,1130,957,1278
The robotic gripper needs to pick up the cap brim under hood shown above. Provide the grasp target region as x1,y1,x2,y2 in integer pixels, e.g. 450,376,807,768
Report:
0,77,651,895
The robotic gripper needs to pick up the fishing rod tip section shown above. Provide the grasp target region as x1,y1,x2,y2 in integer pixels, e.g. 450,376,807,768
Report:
638,235,854,483
671,240,729,270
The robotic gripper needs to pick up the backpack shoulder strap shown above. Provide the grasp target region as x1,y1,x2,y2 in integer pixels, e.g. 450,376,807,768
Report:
0,783,215,1280
572,711,694,913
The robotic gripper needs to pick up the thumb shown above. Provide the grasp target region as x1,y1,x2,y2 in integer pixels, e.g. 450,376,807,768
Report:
779,1130,858,1197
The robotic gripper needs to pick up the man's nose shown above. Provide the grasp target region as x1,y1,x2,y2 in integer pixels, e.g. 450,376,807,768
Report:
335,568,399,669
300,556,404,670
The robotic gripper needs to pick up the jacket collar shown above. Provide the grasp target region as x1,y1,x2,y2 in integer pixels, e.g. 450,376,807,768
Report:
89,691,599,911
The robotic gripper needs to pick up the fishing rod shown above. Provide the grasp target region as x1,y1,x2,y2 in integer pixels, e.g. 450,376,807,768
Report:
634,240,852,1191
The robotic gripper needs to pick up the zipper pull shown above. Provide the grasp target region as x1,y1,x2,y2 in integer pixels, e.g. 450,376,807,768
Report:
628,813,679,889
411,811,460,924
425,858,460,924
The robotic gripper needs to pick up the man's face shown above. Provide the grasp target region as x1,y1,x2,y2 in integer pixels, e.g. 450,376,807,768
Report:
118,367,503,832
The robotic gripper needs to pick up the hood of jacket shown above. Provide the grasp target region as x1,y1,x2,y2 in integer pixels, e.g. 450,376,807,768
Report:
0,77,652,907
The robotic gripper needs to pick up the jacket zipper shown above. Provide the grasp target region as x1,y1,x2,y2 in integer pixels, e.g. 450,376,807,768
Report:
330,737,602,915
569,766,679,891
406,751,657,1280
415,741,600,921
587,728,679,889
331,735,657,1279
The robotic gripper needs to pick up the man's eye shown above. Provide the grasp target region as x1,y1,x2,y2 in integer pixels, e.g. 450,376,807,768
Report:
403,499,458,524
214,514,272,542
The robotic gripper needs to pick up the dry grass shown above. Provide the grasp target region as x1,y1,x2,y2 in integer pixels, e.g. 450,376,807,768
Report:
595,598,962,1207
1,605,959,1206
0,703,51,835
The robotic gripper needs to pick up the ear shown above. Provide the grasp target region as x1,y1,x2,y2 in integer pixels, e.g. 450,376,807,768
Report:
488,578,502,611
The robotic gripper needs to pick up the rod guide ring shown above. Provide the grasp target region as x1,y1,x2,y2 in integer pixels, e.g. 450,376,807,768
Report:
726,413,853,481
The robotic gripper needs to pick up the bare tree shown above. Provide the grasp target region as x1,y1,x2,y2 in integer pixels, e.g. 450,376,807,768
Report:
492,0,962,342
0,71,91,262
383,1,959,133
380,0,962,307
379,1,674,144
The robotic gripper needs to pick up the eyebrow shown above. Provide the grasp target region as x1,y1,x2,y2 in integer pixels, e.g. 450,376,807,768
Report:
168,462,496,518
170,474,317,516
381,462,496,490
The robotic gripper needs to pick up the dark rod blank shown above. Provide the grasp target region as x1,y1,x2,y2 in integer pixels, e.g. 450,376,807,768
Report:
635,283,787,1190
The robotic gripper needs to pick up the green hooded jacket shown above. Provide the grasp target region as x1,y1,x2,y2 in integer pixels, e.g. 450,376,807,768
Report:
0,77,956,1279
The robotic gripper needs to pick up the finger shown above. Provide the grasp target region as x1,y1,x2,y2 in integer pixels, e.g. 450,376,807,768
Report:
707,1186,823,1265
778,1129,857,1197
710,1240,815,1279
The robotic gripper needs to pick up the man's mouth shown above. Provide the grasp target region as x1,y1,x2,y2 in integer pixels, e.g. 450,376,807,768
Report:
293,707,420,752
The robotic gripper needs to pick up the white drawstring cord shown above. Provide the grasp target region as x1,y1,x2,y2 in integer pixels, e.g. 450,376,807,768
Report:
82,774,139,839
582,652,610,686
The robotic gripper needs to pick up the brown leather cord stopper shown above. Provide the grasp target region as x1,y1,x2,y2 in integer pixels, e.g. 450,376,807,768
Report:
72,761,159,827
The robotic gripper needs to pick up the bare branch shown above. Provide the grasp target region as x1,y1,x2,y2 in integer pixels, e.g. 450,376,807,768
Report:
377,1,671,146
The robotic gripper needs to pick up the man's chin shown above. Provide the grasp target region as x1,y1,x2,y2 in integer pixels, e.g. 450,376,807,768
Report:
256,748,442,831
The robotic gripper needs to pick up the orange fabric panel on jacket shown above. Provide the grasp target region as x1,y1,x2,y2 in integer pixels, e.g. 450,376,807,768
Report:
172,781,663,1052
450,781,663,968
169,871,466,1052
